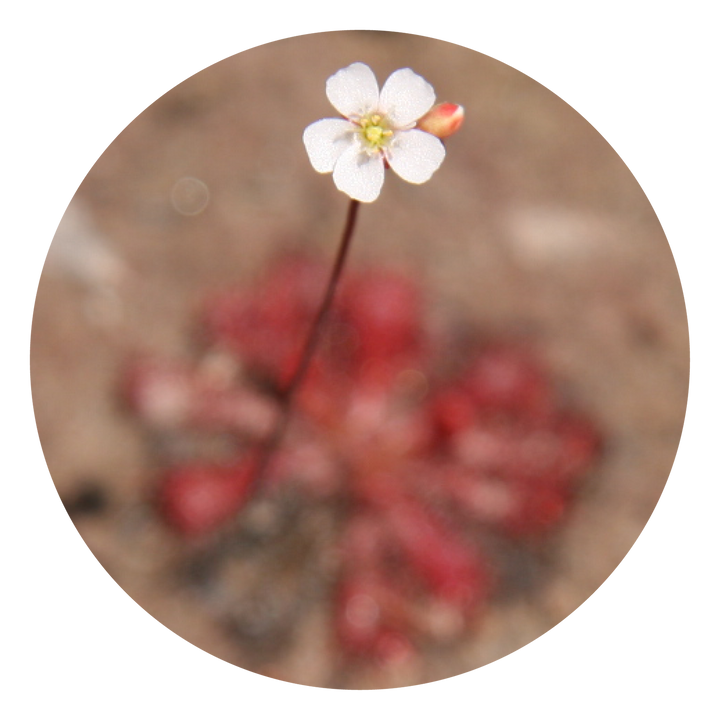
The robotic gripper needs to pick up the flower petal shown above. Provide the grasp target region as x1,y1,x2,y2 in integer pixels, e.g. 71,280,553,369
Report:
303,118,356,173
379,68,436,128
333,145,385,202
386,130,446,184
326,62,380,119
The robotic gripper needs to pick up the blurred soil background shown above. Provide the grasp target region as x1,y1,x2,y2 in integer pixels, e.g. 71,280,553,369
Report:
30,31,688,688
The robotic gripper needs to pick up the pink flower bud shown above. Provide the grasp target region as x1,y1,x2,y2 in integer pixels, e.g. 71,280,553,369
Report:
417,102,464,139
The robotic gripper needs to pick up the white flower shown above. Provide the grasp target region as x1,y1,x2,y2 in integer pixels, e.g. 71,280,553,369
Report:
303,62,446,203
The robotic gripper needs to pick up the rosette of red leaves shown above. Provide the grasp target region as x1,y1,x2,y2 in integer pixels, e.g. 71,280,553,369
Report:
123,255,601,665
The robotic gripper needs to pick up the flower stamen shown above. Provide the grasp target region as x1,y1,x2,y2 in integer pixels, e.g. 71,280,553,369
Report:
358,113,392,153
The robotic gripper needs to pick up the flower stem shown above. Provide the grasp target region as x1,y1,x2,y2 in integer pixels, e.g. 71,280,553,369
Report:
249,198,361,487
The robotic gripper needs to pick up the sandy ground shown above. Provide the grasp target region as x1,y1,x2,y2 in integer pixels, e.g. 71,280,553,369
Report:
30,31,688,688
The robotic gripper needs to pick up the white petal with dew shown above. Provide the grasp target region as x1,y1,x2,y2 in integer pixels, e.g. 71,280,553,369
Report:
333,145,385,202
387,130,446,184
326,63,379,119
379,68,436,128
303,119,356,173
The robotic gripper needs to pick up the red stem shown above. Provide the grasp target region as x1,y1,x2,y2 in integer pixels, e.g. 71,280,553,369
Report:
249,198,361,486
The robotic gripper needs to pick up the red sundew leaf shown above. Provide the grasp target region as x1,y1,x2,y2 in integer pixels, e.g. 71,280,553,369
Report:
333,559,419,665
428,386,480,439
333,509,420,662
449,421,519,475
436,464,520,526
339,511,393,568
121,357,278,437
294,360,354,426
201,287,306,380
502,420,600,485
452,422,561,484
365,481,493,608
434,463,572,539
156,460,257,536
201,256,328,379
434,414,600,539
336,269,424,369
264,441,343,497
500,482,571,538
446,413,601,490
460,345,555,418
426,347,556,450
297,364,434,470
334,573,398,659
371,628,415,666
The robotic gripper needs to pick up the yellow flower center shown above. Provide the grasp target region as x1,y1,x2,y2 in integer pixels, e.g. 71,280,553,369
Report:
358,114,393,153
